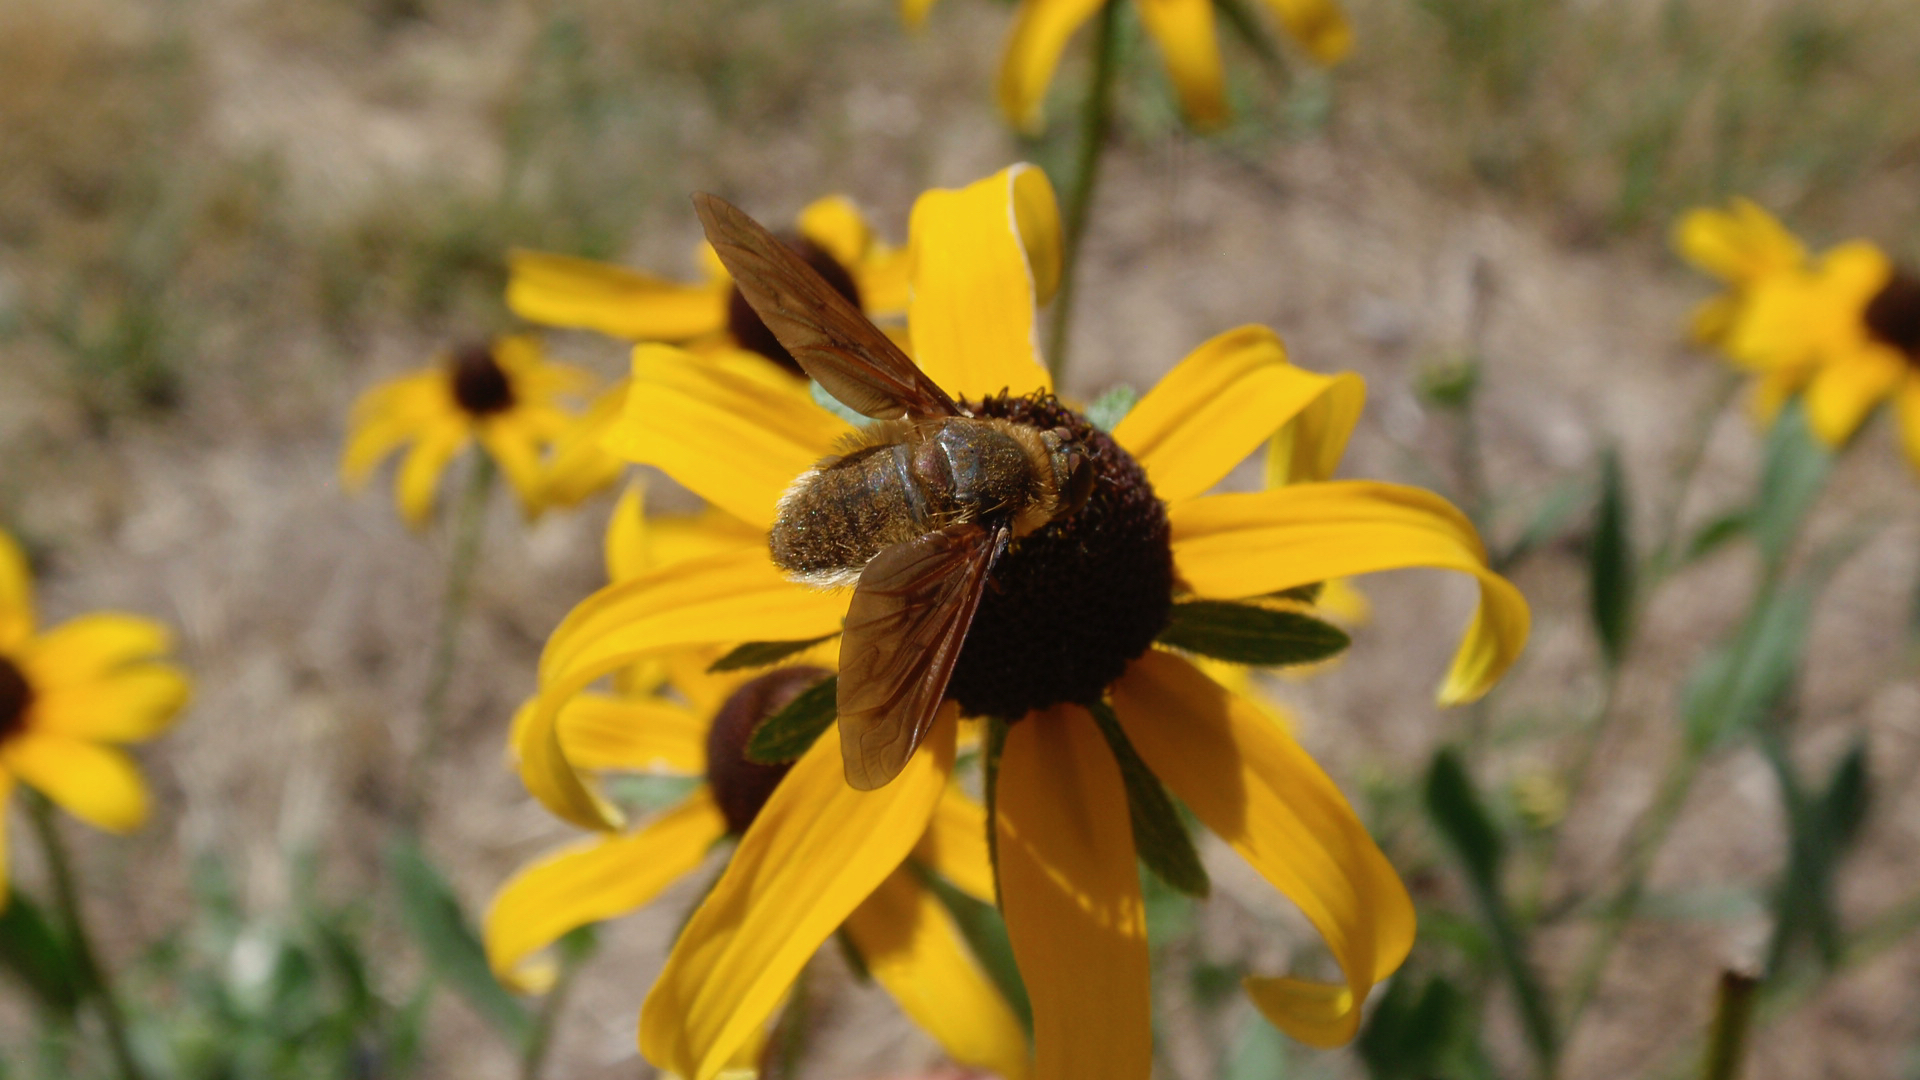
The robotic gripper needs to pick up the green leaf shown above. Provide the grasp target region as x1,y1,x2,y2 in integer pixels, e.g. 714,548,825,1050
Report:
1820,740,1871,849
1751,399,1831,569
1358,973,1492,1080
1684,510,1750,564
1089,702,1210,898
1267,581,1325,605
1084,384,1139,432
744,675,838,763
0,889,82,1018
1496,477,1590,570
386,836,532,1047
1588,448,1635,667
1682,580,1815,752
1157,600,1350,667
707,634,840,674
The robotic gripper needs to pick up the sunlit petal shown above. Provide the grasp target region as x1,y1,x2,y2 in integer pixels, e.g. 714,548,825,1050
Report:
32,664,191,744
0,530,31,649
1111,651,1413,1046
1169,483,1529,703
909,166,1058,399
506,249,728,341
1672,199,1805,285
845,867,1032,1080
612,344,850,529
1113,325,1364,503
998,705,1151,1080
1805,350,1902,448
558,692,709,774
20,615,172,689
485,790,727,993
912,783,996,904
640,709,956,1080
998,0,1109,133
2,733,148,833
1137,0,1228,127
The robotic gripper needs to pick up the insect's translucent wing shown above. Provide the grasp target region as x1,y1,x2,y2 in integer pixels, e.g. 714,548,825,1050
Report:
692,193,958,420
837,523,1001,790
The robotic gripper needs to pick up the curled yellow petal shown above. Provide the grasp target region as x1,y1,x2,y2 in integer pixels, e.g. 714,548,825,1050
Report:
640,709,957,1080
1169,483,1529,703
557,692,709,774
998,0,1109,133
612,344,849,530
506,249,728,341
1137,0,1229,127
1260,0,1352,64
522,549,846,830
485,790,728,992
2,733,148,833
1111,651,1413,1046
909,165,1058,400
1113,325,1364,504
845,867,1032,1080
997,705,1151,1080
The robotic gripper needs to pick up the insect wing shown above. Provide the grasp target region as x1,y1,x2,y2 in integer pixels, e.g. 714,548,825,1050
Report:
837,523,1001,790
692,192,958,420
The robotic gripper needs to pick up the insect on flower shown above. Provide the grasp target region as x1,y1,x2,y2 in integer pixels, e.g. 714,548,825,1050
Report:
695,193,1098,790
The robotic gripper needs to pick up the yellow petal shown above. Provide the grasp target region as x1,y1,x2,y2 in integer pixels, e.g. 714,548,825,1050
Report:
31,664,191,744
506,249,728,342
540,381,630,509
1110,651,1413,1046
612,344,849,530
1260,0,1352,64
857,246,914,319
997,705,1152,1080
20,615,172,689
558,692,709,774
523,549,845,830
1899,376,1920,476
1805,350,1902,448
395,421,471,530
1672,199,1805,285
998,0,1109,133
1137,0,1229,127
845,867,1032,1080
2,733,148,833
909,165,1059,399
605,482,650,583
340,407,423,492
486,790,726,993
901,0,941,28
0,529,31,650
1169,483,1529,704
912,783,997,905
796,196,874,274
479,420,550,519
1113,325,1364,503
0,775,11,905
640,708,957,1080
1748,364,1810,428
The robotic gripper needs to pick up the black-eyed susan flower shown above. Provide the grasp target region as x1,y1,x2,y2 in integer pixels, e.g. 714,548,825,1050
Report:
515,165,1529,1079
0,528,189,897
905,0,1352,131
1674,199,1821,421
489,491,1027,1079
340,335,598,529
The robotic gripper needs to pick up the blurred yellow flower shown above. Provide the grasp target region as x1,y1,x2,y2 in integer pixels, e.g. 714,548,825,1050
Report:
488,491,1028,1079
506,195,911,375
1791,244,1920,468
1674,199,1821,421
339,336,597,529
905,0,1352,131
0,529,190,900
515,164,1529,1079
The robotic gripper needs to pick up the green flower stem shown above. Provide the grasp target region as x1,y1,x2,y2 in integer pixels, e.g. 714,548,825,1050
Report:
400,450,495,829
1647,370,1743,583
1701,971,1759,1080
519,931,593,1080
23,791,146,1080
1045,0,1122,382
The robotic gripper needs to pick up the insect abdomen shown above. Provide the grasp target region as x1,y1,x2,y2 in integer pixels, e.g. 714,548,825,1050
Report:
770,444,933,583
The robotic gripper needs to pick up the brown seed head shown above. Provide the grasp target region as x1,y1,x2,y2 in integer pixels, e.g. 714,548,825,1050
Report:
727,234,862,377
449,344,516,416
1865,268,1920,365
705,666,831,834
0,655,33,742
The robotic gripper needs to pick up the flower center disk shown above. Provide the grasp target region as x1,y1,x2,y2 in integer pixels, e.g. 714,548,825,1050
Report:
726,234,862,377
0,655,33,742
947,394,1173,720
705,666,828,834
450,344,516,416
1865,268,1920,365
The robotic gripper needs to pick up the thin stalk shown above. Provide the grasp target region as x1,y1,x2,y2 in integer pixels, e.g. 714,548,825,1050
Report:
1648,370,1742,582
24,792,146,1080
519,934,592,1080
1700,971,1759,1080
1045,0,1122,381
400,451,495,828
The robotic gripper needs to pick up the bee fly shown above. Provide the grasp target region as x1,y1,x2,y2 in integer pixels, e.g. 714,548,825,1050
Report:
693,193,1097,790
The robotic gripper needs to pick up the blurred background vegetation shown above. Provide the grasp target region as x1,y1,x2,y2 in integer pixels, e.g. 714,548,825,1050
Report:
2,0,1918,1077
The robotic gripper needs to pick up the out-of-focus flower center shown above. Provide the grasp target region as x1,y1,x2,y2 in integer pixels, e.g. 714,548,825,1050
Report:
948,393,1173,720
1865,268,1920,365
726,234,862,378
0,655,33,741
449,345,516,416
706,665,830,834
